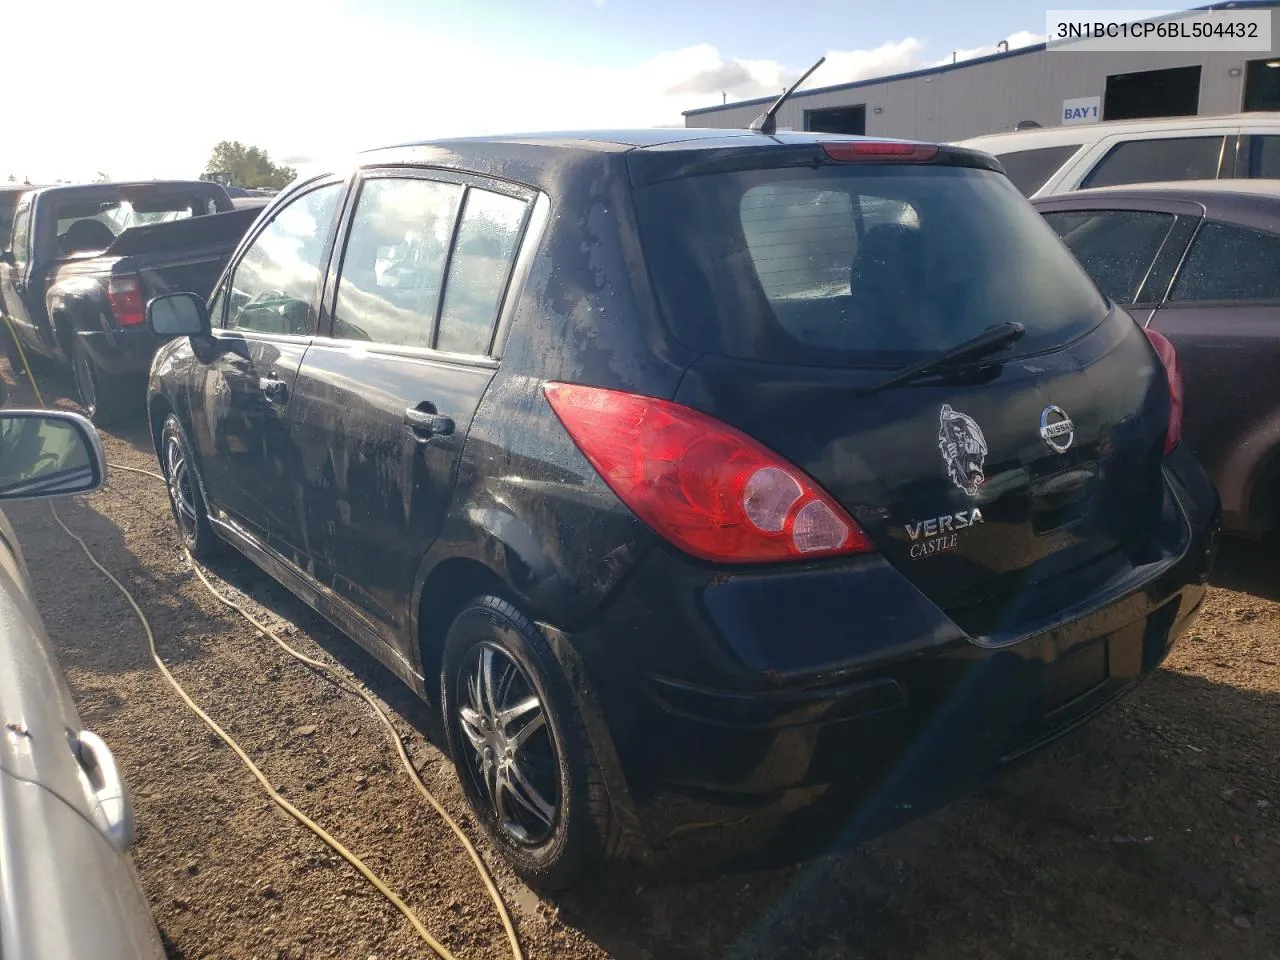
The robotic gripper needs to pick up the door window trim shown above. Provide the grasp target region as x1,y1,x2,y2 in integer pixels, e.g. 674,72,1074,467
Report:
318,165,541,365
207,173,352,341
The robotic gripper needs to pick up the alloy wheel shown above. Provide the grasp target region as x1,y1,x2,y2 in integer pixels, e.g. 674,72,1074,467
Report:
457,642,561,844
164,435,200,542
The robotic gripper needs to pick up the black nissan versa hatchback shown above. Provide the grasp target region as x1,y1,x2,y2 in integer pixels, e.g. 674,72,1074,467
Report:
143,129,1220,888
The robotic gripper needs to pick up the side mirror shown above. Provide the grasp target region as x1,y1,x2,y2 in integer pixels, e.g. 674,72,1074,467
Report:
147,292,210,339
0,410,106,501
0,250,15,266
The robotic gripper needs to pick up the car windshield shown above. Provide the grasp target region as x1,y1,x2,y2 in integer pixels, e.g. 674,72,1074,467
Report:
633,163,1108,368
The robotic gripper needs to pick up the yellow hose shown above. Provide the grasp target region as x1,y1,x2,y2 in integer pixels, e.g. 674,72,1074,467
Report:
3,316,524,960
49,505,461,960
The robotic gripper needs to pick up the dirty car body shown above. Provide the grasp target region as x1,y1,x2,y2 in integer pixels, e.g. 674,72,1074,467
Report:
145,130,1220,884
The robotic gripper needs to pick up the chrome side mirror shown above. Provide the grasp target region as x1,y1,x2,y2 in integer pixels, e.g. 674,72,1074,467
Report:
0,410,106,500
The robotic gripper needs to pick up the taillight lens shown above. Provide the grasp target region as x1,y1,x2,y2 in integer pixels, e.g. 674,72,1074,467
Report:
543,383,874,564
107,276,145,327
822,141,939,162
1144,328,1182,454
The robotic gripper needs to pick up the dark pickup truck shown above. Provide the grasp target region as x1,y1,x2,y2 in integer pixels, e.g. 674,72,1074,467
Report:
0,181,262,423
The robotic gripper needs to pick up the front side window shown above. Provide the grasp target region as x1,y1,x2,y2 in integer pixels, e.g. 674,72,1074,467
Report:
436,188,529,355
996,145,1081,196
225,182,344,335
331,177,463,347
1081,136,1224,189
1170,221,1280,302
1042,209,1175,304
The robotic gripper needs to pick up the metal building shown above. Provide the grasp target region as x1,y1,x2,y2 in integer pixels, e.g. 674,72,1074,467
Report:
683,1,1280,142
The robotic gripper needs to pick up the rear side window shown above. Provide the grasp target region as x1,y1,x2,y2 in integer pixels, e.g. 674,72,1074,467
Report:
1170,221,1280,302
1081,136,1223,189
1041,209,1174,304
436,188,528,355
996,145,1081,196
634,164,1107,368
332,177,464,347
1247,135,1280,177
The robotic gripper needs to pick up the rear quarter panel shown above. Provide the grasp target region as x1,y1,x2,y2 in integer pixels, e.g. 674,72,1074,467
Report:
1148,301,1280,533
418,151,696,630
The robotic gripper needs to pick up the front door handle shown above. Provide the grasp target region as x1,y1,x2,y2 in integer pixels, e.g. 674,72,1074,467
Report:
404,404,455,439
258,376,288,403
76,729,134,853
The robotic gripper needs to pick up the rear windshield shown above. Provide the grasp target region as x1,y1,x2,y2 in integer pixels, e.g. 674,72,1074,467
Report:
54,195,221,237
633,164,1108,368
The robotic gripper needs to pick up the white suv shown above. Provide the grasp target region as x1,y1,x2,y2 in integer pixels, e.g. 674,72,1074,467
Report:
956,112,1280,198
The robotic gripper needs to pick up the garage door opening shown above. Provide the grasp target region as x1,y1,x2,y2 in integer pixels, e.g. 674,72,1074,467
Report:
1104,66,1201,121
1244,58,1280,111
804,105,866,135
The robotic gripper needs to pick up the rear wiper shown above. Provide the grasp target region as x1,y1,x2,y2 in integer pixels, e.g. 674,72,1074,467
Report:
858,322,1026,396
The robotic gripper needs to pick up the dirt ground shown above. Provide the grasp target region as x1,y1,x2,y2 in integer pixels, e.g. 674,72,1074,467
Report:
3,361,1277,960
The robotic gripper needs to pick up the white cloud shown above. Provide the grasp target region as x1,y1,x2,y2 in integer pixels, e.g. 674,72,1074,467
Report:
3,1,1039,182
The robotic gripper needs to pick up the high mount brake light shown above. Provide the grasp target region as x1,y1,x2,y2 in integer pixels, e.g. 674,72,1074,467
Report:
107,276,145,327
822,142,939,162
543,383,875,564
1143,328,1182,454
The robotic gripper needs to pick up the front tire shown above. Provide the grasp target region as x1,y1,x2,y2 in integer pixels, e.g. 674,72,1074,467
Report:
441,595,618,889
160,413,220,561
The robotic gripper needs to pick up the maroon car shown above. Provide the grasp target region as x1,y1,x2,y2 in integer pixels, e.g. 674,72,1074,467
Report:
1034,180,1280,538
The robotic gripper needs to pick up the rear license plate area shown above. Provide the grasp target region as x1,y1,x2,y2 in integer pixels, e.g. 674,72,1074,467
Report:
1045,637,1109,714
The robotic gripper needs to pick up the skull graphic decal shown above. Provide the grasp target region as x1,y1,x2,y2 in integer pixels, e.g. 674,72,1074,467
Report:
938,404,988,497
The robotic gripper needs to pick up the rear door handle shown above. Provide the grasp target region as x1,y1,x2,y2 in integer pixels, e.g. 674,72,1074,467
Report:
404,405,455,439
258,376,288,403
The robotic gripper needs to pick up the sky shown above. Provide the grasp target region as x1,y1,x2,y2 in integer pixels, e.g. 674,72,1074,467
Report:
5,0,1153,183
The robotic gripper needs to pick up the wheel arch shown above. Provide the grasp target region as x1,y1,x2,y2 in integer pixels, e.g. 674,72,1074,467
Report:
414,554,512,706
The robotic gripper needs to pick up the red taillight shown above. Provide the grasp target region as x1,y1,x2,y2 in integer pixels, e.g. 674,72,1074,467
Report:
1144,328,1182,454
543,383,874,564
822,141,939,162
107,276,145,327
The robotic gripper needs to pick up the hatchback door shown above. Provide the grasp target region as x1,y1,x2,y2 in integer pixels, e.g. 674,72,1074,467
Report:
285,171,535,650
633,148,1176,640
189,180,346,549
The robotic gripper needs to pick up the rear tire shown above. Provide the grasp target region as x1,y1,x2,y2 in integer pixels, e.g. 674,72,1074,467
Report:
72,339,130,426
441,595,619,890
160,413,221,561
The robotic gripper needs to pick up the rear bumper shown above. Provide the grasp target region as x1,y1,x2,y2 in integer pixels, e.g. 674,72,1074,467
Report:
551,443,1220,859
76,327,159,376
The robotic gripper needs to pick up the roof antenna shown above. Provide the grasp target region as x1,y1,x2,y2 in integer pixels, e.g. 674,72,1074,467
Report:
749,56,826,135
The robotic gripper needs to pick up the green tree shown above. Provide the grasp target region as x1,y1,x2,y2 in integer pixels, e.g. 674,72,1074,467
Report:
201,140,296,190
